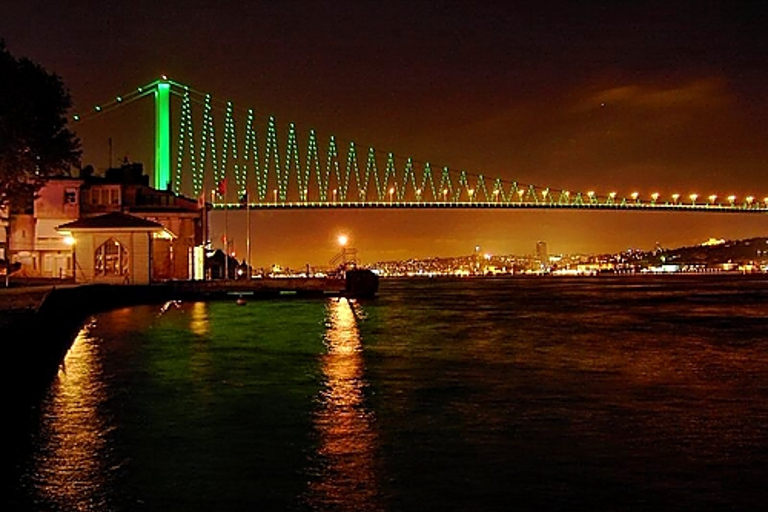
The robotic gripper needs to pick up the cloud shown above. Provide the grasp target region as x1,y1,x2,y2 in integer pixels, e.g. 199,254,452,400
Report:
576,78,731,112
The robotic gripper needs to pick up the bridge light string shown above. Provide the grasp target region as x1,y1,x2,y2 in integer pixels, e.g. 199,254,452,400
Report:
75,77,768,210
242,109,257,202
71,79,160,123
169,87,759,208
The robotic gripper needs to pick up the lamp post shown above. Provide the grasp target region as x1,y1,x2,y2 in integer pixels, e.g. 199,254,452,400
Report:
64,234,76,282
338,234,348,267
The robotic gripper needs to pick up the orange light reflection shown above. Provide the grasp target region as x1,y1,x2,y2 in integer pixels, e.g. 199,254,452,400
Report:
32,321,114,510
189,301,210,337
306,297,382,511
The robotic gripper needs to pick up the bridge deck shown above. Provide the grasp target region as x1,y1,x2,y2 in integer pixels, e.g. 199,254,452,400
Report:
212,201,768,213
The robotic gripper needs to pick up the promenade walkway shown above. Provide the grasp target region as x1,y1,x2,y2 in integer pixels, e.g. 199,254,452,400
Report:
0,280,76,329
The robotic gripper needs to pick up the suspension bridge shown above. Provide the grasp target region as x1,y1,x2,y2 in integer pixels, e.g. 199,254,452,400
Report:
74,77,768,213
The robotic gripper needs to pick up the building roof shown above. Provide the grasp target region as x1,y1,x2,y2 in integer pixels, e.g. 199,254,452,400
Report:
56,212,164,231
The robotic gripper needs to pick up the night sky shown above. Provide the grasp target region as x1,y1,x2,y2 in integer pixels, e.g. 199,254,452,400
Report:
3,1,768,268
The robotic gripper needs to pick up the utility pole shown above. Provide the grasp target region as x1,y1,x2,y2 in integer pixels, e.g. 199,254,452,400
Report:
224,205,229,280
246,192,251,279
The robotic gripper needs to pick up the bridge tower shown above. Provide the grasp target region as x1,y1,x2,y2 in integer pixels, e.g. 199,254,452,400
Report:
154,78,171,190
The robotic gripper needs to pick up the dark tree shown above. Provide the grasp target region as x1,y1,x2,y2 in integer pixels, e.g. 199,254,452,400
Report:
0,40,81,212
0,40,80,282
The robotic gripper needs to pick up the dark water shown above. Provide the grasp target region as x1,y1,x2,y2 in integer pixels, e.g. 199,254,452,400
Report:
6,275,768,511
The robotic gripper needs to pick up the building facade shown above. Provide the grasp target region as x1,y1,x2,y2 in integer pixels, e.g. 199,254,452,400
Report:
56,212,170,285
5,162,207,282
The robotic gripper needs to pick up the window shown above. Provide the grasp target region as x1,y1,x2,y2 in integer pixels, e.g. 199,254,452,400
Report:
64,188,78,204
94,238,129,276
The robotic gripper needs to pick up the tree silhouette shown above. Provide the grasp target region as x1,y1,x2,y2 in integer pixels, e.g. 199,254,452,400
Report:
0,40,81,211
0,40,81,281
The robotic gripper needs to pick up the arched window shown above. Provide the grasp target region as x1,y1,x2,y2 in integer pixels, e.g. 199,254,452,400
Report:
94,238,129,276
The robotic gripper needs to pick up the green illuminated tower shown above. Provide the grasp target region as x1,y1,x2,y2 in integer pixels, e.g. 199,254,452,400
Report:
155,78,171,190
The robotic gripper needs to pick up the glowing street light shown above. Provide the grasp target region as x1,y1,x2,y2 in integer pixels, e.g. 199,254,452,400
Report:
333,188,338,203
689,193,698,205
651,192,660,204
442,188,448,202
493,189,500,203
389,187,395,203
747,196,755,207
416,188,422,202
337,234,348,267
728,195,736,206
273,189,278,204
587,191,595,203
631,192,639,202
468,188,475,202
672,193,680,204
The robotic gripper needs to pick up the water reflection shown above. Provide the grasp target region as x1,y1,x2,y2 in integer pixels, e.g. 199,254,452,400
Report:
188,301,210,337
30,320,117,511
306,297,382,511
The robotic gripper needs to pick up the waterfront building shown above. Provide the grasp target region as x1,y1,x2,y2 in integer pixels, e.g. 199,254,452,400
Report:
79,163,206,281
56,212,171,285
4,161,207,282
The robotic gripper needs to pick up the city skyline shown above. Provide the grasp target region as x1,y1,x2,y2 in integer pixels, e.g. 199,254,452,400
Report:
2,2,767,267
